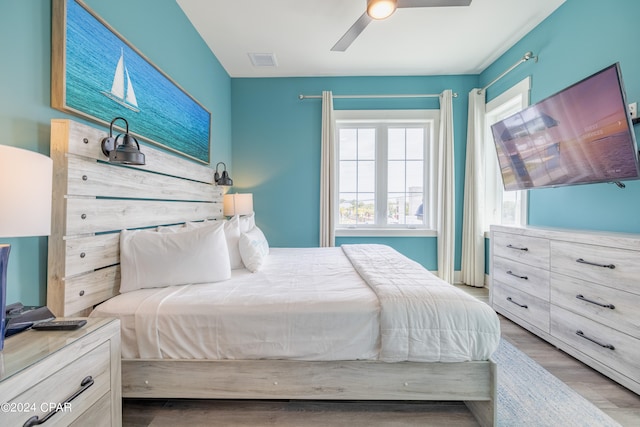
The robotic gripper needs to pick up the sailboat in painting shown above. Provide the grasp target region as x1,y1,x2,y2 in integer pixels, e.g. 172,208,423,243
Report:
101,48,140,112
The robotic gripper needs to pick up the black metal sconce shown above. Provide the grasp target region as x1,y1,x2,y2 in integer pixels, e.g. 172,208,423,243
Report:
214,162,233,186
101,117,146,165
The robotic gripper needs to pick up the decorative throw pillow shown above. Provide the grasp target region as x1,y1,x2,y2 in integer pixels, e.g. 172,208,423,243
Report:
238,226,269,272
119,221,231,293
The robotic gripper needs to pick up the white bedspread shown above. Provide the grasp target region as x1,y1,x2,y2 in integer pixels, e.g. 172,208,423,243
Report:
91,247,380,360
342,244,500,362
91,245,500,362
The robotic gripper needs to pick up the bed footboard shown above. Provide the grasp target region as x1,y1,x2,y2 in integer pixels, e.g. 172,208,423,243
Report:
122,358,496,426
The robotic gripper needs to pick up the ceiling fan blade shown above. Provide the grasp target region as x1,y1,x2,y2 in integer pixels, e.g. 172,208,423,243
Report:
397,0,472,8
331,12,372,52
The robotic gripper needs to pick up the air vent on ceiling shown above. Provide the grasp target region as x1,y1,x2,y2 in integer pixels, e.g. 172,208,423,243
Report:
248,53,278,67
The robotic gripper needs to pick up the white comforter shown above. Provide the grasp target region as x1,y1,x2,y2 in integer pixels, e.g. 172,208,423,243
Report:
91,245,500,362
342,244,500,362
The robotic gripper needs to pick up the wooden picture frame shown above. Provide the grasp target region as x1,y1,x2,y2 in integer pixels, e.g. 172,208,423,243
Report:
51,0,211,164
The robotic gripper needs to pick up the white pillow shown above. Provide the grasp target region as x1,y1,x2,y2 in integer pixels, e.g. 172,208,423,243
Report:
185,217,243,269
119,221,231,293
238,226,269,272
239,212,256,233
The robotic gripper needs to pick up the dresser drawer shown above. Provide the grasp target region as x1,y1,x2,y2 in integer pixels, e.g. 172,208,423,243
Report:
4,341,111,427
492,256,549,301
493,282,549,333
550,240,640,295
492,231,549,269
551,273,640,340
551,305,640,384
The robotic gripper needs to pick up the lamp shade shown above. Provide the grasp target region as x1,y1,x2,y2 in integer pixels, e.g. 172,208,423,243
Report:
0,145,53,238
223,193,253,217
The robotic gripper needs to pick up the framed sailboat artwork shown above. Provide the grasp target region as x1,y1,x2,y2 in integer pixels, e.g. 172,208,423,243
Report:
51,0,211,164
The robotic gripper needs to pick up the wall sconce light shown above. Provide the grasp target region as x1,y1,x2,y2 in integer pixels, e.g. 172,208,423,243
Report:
101,117,145,165
214,162,233,186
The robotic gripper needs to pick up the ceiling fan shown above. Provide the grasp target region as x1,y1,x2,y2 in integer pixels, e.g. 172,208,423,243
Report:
331,0,472,52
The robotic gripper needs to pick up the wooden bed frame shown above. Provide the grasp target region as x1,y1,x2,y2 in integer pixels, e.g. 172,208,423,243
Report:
47,119,497,426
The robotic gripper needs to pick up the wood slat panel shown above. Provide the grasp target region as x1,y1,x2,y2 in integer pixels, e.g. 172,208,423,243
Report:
65,234,120,277
64,266,120,316
67,155,222,202
53,119,214,183
65,198,221,236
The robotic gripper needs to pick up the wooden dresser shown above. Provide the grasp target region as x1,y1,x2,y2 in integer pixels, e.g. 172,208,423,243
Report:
490,225,640,395
0,318,121,426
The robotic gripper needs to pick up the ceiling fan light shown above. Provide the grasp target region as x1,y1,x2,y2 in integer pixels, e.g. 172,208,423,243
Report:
367,0,397,20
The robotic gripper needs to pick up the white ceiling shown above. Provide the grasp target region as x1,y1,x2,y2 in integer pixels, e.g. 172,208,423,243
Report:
176,0,565,78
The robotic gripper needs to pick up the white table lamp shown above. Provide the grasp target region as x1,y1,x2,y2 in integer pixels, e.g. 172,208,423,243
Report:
0,145,53,350
223,193,253,217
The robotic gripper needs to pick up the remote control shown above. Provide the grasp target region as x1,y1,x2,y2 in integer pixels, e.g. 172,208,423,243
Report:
32,320,87,331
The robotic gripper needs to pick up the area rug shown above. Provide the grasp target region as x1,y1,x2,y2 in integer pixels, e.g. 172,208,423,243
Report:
494,339,621,426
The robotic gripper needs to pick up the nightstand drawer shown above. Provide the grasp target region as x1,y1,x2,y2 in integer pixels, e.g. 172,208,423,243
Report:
492,231,549,269
69,392,112,427
493,282,549,333
493,256,550,301
4,340,110,427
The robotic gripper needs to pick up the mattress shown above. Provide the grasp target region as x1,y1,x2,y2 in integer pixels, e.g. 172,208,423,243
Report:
90,247,381,360
91,245,500,362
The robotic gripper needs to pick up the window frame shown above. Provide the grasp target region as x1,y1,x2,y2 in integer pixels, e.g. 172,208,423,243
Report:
333,109,439,237
484,77,531,233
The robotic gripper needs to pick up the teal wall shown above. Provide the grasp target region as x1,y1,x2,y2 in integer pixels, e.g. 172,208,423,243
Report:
3,0,639,304
231,75,478,270
479,0,640,233
0,0,231,305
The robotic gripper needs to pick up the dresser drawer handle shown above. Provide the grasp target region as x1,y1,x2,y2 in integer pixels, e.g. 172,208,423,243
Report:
576,258,615,269
575,330,615,350
506,297,528,309
506,270,528,280
507,244,528,252
22,376,94,427
576,294,615,310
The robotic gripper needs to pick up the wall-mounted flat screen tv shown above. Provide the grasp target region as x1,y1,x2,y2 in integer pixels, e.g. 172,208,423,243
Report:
491,63,640,191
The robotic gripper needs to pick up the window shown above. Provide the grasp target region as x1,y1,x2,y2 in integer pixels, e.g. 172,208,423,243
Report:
334,110,439,236
484,78,530,231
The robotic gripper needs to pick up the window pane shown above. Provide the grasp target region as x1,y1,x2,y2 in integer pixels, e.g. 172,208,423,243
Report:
388,128,405,160
407,193,424,225
406,128,424,159
387,193,405,224
358,129,376,160
406,160,423,190
357,160,375,193
339,161,357,192
338,193,357,225
339,129,357,160
357,193,375,225
388,160,405,192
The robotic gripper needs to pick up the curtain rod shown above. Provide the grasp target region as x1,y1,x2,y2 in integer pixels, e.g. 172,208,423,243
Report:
298,92,457,100
478,51,537,94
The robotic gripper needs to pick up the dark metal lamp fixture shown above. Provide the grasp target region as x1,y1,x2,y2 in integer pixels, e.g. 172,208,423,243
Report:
101,117,146,165
214,162,233,186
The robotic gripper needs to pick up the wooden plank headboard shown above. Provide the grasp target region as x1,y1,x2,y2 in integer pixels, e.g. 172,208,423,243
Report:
47,119,224,317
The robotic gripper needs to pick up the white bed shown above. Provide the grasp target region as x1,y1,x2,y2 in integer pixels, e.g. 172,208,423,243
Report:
47,119,500,427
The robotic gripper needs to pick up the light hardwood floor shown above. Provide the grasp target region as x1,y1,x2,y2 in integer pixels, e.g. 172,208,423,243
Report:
122,286,640,426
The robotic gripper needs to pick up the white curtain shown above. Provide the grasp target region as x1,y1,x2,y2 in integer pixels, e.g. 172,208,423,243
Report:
436,90,455,283
461,89,487,287
319,91,335,247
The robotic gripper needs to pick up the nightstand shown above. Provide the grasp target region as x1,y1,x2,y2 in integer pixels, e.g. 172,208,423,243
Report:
0,317,121,426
